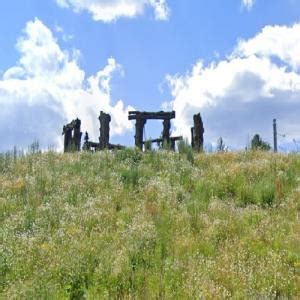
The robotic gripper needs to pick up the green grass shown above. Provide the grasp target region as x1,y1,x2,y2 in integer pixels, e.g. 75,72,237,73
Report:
1,149,300,299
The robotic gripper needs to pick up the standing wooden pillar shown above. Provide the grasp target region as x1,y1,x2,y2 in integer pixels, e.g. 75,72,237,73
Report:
73,118,82,151
171,139,176,151
99,111,111,150
63,119,82,152
162,119,171,148
135,117,146,150
192,113,204,152
273,119,278,153
191,127,195,149
63,126,72,153
83,132,90,151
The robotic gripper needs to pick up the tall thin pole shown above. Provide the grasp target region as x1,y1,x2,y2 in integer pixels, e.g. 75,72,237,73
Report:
273,119,278,153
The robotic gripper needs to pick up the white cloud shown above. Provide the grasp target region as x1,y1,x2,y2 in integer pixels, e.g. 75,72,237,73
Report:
235,23,300,71
0,18,133,151
242,0,255,10
54,24,74,42
55,0,169,22
166,23,300,149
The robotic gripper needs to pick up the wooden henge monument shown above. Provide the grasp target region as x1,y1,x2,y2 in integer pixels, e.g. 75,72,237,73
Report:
128,111,183,151
62,110,204,152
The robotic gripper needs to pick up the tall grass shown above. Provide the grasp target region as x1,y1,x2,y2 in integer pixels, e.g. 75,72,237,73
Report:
0,150,299,298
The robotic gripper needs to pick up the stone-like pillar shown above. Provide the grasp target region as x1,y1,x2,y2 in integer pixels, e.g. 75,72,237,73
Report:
162,119,171,148
99,111,111,150
193,113,204,152
135,117,146,150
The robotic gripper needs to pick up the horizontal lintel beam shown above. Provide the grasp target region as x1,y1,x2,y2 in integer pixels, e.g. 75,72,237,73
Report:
128,111,175,121
143,136,183,144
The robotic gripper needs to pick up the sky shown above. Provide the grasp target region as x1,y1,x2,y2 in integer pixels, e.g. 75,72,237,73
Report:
0,0,300,151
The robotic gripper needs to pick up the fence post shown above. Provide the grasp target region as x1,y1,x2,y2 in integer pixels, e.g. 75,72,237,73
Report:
273,119,278,153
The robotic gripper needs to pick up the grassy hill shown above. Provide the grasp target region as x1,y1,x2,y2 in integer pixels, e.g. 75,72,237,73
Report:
1,149,300,298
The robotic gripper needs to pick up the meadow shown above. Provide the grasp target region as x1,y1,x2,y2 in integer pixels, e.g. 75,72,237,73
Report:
0,148,299,299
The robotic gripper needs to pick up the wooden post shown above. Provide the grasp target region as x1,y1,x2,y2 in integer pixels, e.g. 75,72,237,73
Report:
171,139,176,151
135,117,146,150
191,127,195,148
62,119,82,152
273,119,278,153
162,119,171,148
63,126,72,153
193,113,204,152
73,118,82,151
83,132,90,151
99,111,111,150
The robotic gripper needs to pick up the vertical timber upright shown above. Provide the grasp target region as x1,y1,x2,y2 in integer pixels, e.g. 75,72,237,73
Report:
273,119,278,153
191,113,204,152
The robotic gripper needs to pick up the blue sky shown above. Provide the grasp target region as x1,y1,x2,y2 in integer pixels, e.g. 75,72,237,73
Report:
0,0,300,151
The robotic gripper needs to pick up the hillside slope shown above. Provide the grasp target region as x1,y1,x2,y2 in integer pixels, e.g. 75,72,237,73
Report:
1,150,300,298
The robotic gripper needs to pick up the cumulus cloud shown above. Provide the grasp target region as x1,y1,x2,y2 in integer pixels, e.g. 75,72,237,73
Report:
55,0,170,22
242,0,255,10
0,18,133,151
235,23,300,70
166,23,300,150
